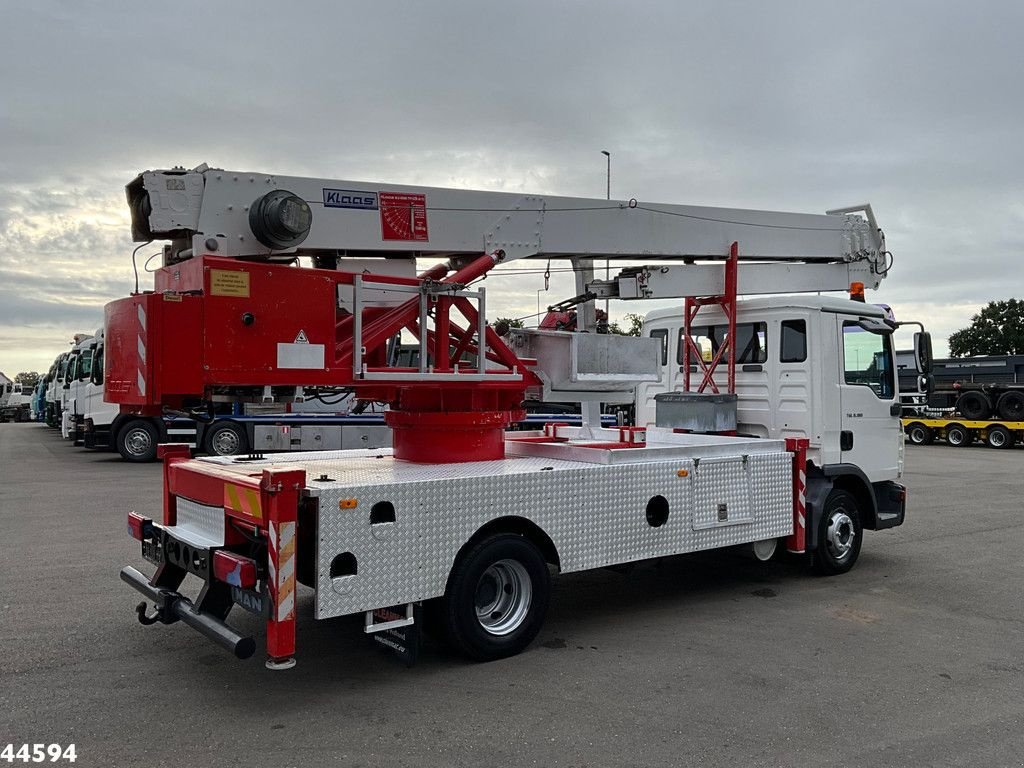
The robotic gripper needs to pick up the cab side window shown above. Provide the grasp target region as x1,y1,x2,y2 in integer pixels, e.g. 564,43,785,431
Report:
780,320,807,363
843,322,894,399
648,328,668,366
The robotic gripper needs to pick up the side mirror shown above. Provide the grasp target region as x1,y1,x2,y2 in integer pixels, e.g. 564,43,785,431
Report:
917,373,935,395
914,331,933,374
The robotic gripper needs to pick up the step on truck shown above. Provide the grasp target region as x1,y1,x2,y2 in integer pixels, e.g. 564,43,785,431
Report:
118,165,923,668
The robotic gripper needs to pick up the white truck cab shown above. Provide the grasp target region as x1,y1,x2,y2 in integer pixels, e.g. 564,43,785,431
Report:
81,330,119,447
61,335,96,439
638,296,908,540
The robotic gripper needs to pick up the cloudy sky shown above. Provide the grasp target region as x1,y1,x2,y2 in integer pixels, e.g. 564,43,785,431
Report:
2,0,1022,376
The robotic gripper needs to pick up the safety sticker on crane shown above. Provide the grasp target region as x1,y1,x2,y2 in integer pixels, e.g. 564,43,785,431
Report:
379,192,429,241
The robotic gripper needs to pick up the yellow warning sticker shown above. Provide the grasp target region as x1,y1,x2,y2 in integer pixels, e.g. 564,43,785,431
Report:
210,269,250,297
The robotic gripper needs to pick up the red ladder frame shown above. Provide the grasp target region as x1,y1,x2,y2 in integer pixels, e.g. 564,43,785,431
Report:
682,241,739,394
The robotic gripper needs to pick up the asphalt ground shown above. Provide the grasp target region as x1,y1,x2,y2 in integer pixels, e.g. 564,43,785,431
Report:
2,422,1023,767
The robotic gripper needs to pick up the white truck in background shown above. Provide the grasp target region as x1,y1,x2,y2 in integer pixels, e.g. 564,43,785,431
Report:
61,333,96,439
1,374,33,422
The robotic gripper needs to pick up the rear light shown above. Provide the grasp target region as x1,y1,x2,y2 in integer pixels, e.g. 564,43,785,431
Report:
127,511,153,541
213,550,258,589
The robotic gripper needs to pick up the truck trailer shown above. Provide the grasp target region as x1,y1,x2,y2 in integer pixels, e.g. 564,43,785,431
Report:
117,165,925,669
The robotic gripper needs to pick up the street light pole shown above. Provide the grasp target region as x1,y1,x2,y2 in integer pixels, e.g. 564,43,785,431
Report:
601,150,610,200
600,150,611,324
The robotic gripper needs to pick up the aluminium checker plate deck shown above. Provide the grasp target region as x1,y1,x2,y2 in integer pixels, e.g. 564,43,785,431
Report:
191,428,794,619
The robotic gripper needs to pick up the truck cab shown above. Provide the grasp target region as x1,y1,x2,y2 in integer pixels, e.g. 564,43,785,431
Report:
82,330,119,449
45,354,69,428
64,333,99,442
638,296,907,550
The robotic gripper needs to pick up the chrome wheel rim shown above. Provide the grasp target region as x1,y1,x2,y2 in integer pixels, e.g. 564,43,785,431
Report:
990,430,1006,447
125,428,152,457
910,427,926,444
826,511,856,562
211,428,240,455
475,559,532,636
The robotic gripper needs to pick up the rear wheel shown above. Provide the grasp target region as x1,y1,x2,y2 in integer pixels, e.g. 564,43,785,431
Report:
996,391,1024,421
957,391,992,420
814,489,862,576
945,423,974,448
116,419,159,462
985,424,1014,449
442,534,551,661
906,422,934,446
204,421,249,456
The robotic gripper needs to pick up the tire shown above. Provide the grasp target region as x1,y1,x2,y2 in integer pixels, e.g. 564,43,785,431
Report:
945,423,974,448
906,422,934,446
985,424,1015,449
204,421,249,456
116,419,159,462
441,533,551,662
814,489,863,576
996,391,1024,421
957,391,992,420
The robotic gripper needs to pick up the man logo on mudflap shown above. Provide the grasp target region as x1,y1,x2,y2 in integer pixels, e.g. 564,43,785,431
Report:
323,189,378,210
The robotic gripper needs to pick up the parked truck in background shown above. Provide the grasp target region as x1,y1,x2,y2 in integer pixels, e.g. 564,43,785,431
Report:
61,334,96,439
901,354,1024,448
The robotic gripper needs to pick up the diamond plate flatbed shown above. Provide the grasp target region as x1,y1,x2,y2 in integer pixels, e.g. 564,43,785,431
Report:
168,428,796,620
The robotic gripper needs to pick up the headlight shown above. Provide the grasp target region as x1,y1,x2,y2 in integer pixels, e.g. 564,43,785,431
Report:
248,189,312,249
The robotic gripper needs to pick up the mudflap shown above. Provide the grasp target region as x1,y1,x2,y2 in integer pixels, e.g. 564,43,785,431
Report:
368,604,421,667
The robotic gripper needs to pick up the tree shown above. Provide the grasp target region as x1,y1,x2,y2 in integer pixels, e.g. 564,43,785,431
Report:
15,371,40,388
948,299,1024,357
606,313,644,336
491,317,524,336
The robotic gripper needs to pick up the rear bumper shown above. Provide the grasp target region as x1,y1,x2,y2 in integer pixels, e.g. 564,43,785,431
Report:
121,566,255,659
125,449,304,668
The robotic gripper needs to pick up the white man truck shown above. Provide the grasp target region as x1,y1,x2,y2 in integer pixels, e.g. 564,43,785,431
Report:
119,165,924,669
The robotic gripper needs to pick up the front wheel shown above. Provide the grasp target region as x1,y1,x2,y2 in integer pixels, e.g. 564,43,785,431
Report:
814,489,862,576
442,534,551,661
116,419,159,462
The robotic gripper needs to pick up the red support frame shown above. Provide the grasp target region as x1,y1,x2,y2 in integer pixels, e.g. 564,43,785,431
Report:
784,437,810,553
683,242,739,394
262,467,305,670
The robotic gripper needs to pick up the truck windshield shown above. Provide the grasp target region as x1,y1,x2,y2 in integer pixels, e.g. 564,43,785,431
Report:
843,321,894,399
92,347,104,385
80,350,93,379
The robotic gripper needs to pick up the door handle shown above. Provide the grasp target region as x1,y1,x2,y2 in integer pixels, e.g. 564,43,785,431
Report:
890,402,902,417
840,431,854,451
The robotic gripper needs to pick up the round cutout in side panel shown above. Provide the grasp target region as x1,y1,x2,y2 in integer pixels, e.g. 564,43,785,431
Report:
330,552,358,594
646,495,669,527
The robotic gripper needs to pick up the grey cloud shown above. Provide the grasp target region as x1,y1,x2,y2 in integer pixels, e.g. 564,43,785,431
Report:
2,0,1023,370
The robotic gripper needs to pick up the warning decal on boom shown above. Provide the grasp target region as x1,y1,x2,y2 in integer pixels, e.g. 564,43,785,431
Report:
379,192,429,242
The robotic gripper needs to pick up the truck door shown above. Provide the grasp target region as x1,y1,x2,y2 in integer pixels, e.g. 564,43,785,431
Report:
837,317,900,481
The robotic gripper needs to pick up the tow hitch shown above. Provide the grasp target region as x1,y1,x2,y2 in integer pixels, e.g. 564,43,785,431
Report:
121,566,256,659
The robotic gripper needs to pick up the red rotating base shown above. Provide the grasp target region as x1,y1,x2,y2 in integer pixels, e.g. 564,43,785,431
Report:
385,409,525,463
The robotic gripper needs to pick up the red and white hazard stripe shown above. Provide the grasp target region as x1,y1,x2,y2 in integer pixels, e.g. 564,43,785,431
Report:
136,303,147,397
268,521,297,623
785,437,809,553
